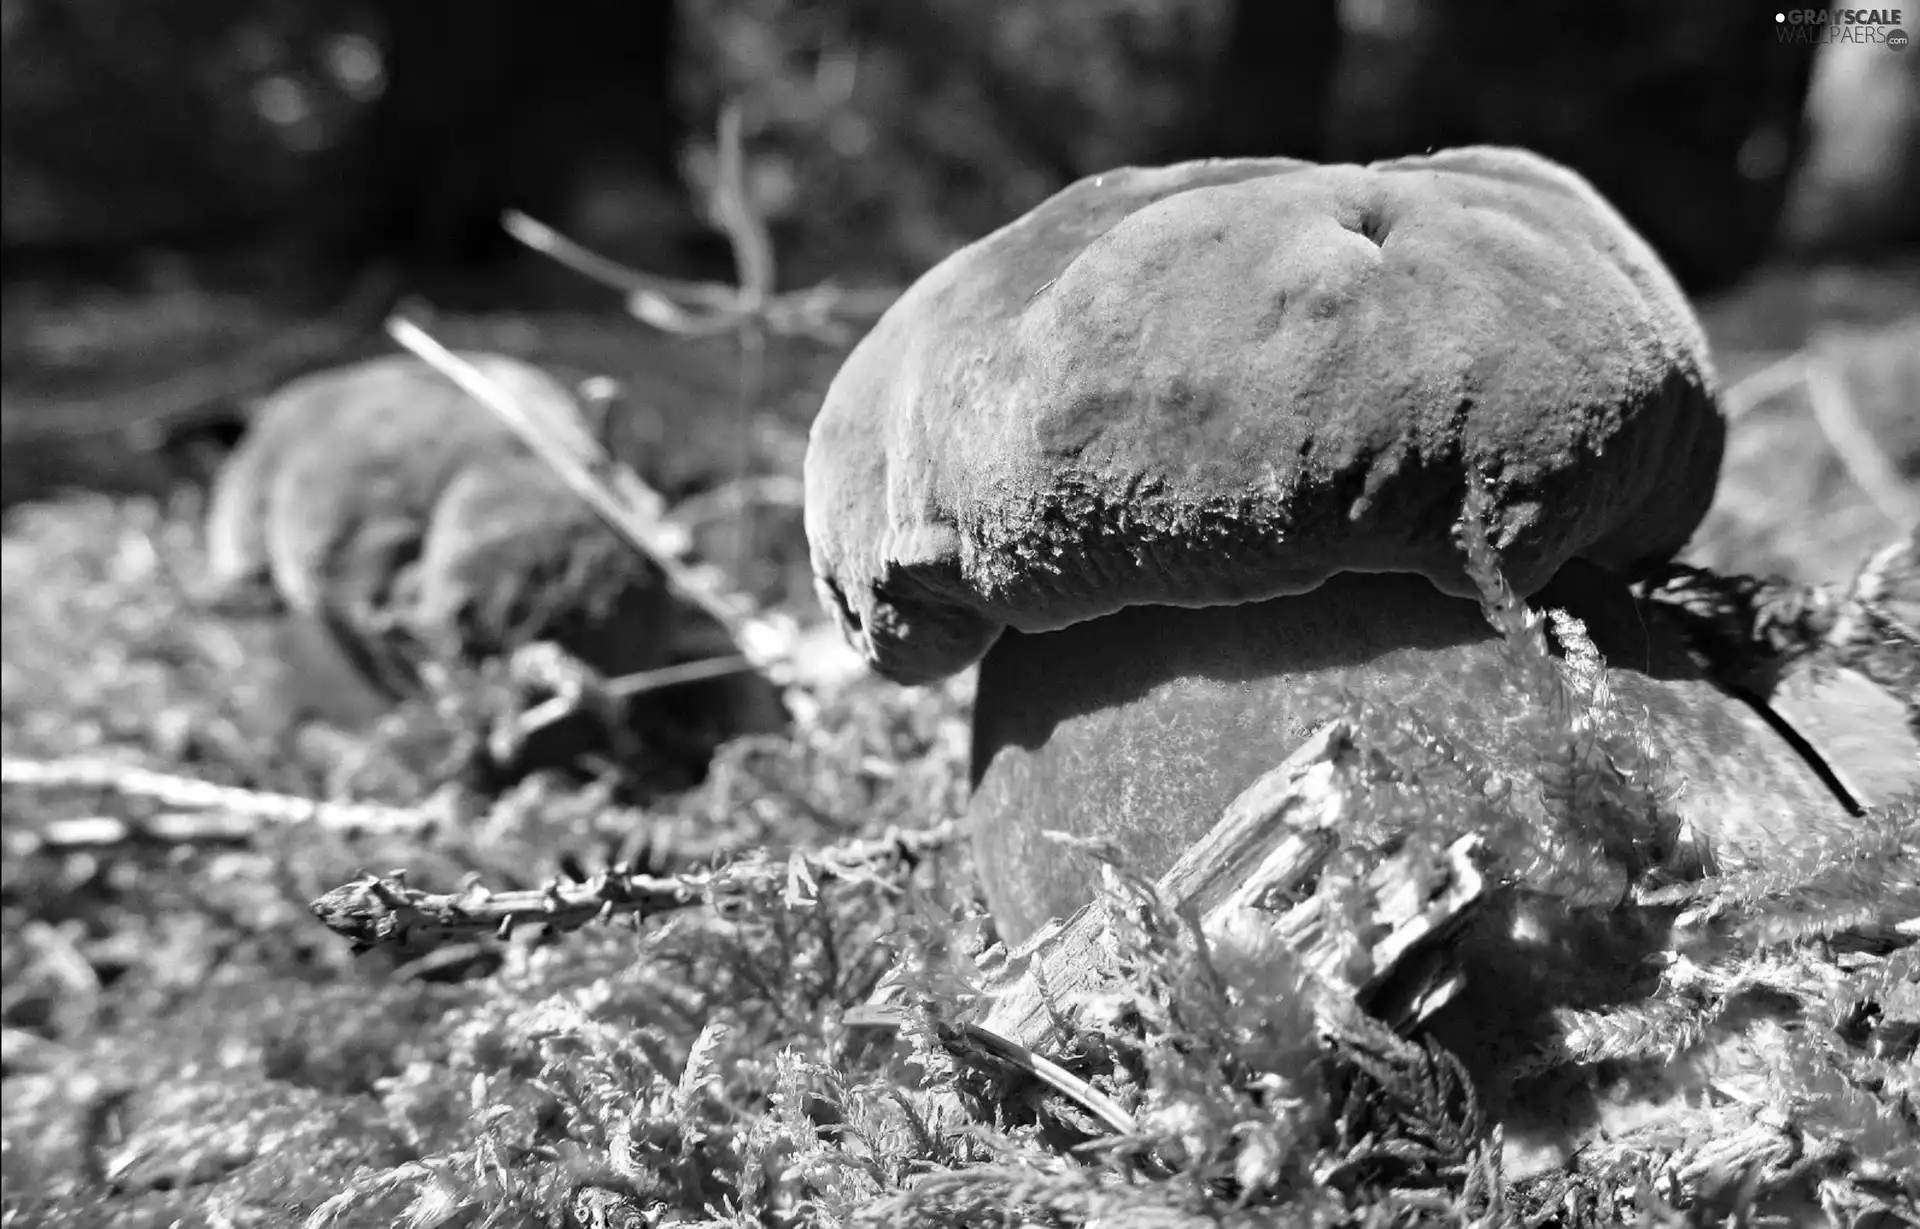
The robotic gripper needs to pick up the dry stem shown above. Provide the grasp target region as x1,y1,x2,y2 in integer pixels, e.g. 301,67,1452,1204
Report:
308,819,962,956
386,319,814,703
1802,345,1920,529
1,755,437,837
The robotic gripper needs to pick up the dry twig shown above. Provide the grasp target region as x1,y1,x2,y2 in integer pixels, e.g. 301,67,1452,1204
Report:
1802,346,1920,530
308,819,962,956
1,755,435,837
506,104,894,576
386,319,812,702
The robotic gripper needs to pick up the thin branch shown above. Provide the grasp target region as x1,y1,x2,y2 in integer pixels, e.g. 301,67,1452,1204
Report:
711,101,777,308
4,810,259,855
308,819,962,955
511,653,760,735
1802,348,1920,530
1721,352,1809,423
1,755,433,837
501,103,900,349
500,210,736,311
385,317,805,688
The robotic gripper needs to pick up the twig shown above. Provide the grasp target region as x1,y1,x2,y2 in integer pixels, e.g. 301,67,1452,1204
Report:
513,653,760,735
385,318,805,689
501,105,899,349
711,103,777,313
1,756,433,837
1802,347,1920,530
3,811,258,855
709,104,774,577
506,207,897,347
1721,352,1809,423
499,212,737,313
605,654,761,697
309,819,963,955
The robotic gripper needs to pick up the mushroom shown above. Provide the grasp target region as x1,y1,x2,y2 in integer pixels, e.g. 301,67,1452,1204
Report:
206,352,671,729
804,147,1861,945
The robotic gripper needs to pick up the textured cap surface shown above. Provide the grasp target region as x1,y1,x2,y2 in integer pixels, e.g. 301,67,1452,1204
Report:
804,147,1725,684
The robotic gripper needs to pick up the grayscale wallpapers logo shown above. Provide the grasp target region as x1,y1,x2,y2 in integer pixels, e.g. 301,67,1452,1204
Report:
1776,8,1909,47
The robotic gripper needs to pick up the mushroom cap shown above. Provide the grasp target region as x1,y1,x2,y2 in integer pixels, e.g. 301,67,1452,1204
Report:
207,351,669,679
804,147,1726,685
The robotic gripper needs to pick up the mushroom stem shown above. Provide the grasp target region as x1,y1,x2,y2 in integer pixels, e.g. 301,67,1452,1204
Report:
967,566,1851,945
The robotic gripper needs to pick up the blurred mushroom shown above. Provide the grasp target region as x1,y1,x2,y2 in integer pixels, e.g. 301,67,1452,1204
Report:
204,352,681,763
804,147,1861,944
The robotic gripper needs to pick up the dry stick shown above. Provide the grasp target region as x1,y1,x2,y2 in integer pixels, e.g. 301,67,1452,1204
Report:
6,811,261,855
1721,352,1809,423
1802,347,1920,530
386,319,805,695
501,103,897,350
516,653,761,734
499,212,738,314
309,818,963,955
504,209,899,348
710,105,775,577
0,756,430,837
502,107,900,632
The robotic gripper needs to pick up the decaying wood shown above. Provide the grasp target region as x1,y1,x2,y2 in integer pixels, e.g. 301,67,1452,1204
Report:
975,720,1487,1052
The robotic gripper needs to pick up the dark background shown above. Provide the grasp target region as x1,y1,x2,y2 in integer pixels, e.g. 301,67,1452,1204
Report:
2,0,1916,461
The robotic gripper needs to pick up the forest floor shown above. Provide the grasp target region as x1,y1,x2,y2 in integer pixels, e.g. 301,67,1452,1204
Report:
1,256,1916,1228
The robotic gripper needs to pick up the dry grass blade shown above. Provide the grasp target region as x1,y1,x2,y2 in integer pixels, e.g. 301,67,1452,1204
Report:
309,819,962,955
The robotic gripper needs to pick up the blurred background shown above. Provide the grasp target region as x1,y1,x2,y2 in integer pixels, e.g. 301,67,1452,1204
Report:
2,0,1916,573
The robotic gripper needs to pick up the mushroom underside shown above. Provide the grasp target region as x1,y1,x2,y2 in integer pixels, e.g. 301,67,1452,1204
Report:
966,564,1854,947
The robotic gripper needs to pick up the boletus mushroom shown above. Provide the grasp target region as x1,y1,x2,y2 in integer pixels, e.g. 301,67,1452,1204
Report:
804,147,1865,946
204,352,688,770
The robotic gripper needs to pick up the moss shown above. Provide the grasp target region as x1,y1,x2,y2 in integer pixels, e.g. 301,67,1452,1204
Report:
4,490,1914,1229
